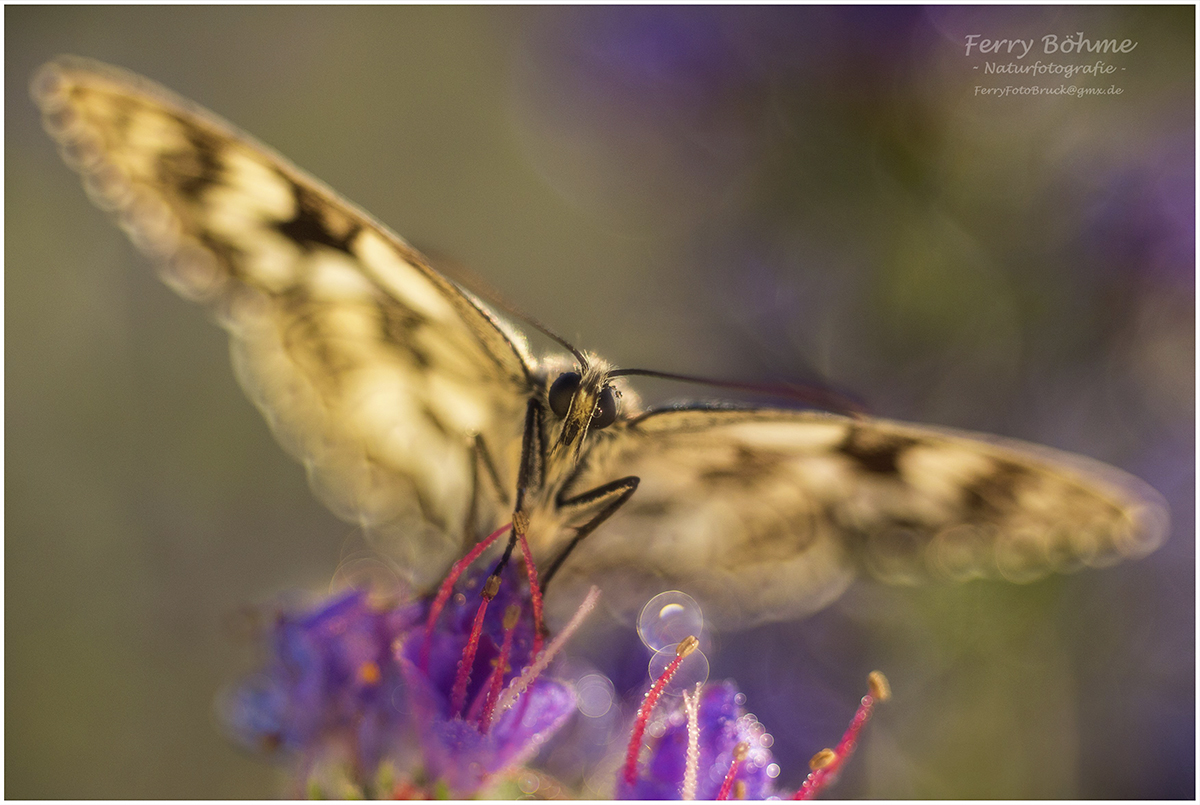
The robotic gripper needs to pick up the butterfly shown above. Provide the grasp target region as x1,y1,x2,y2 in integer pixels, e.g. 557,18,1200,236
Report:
33,57,1168,628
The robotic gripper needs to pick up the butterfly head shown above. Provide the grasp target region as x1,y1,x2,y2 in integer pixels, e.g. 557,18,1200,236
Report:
546,355,619,463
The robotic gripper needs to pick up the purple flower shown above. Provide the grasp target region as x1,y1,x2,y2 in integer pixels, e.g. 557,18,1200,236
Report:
394,564,579,797
222,588,420,777
222,557,587,797
398,652,575,796
617,680,778,800
221,532,885,799
613,629,888,800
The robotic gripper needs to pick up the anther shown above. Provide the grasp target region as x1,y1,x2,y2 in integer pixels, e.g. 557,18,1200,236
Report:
357,661,381,686
483,575,501,601
809,749,837,771
868,670,891,702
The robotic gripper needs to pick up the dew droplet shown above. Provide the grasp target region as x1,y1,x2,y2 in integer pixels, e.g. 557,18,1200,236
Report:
734,692,747,706
331,552,406,599
647,644,710,696
576,673,615,718
518,772,540,794
767,763,781,779
637,591,704,651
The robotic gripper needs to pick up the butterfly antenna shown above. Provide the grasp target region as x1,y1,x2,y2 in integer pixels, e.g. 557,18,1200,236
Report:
422,250,588,367
424,251,853,407
525,317,588,368
608,368,868,416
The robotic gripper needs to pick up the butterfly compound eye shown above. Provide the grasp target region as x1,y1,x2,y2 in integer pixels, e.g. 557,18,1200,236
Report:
548,372,581,419
592,386,618,429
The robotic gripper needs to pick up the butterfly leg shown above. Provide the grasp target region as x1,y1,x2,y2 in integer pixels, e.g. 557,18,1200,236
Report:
461,434,510,551
483,398,546,594
542,475,641,588
474,436,510,508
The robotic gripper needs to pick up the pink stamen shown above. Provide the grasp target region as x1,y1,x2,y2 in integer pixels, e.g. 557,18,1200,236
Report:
494,586,600,717
477,604,521,733
794,671,890,800
421,522,510,671
516,529,545,658
623,636,700,786
449,580,497,717
716,742,749,801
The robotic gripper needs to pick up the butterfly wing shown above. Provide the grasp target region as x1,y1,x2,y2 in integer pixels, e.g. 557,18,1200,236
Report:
553,407,1168,627
33,57,534,587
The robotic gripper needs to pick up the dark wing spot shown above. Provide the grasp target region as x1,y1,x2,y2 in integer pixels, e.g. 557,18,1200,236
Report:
274,181,360,253
404,343,430,370
838,427,918,475
376,301,429,365
421,403,454,438
699,446,784,488
962,460,1029,517
163,120,225,201
108,96,140,137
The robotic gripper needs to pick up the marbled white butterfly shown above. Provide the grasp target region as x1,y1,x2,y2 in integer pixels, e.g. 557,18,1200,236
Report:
32,57,1168,627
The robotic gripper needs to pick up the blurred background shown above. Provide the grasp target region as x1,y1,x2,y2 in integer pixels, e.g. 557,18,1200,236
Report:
6,6,1193,798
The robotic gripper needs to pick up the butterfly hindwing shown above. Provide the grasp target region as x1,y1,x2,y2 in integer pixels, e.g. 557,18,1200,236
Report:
552,407,1167,626
33,57,533,587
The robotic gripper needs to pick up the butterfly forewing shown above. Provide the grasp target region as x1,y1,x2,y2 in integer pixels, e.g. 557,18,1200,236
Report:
33,57,533,588
36,57,1169,625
